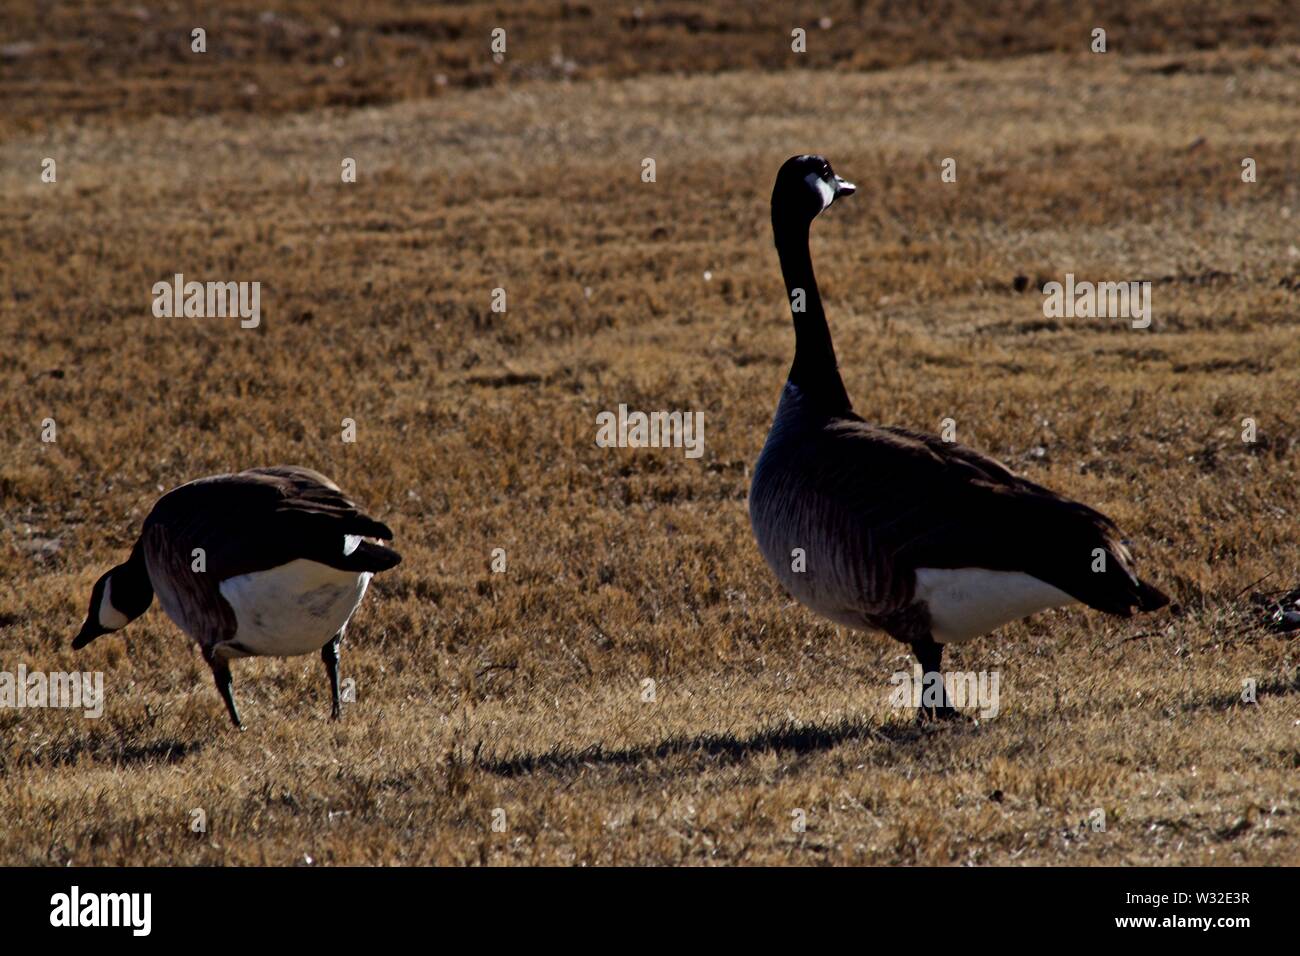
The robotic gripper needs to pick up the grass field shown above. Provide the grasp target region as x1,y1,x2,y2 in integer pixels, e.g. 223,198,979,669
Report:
1,2,1298,865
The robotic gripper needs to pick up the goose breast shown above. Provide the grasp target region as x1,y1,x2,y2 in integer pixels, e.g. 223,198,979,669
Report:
750,387,890,630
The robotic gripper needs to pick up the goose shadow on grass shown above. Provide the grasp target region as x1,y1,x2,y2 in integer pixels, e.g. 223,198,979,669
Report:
1178,670,1300,716
11,737,202,771
474,715,927,778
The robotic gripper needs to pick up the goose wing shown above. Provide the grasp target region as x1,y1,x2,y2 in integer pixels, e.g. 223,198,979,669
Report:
143,466,400,581
813,418,1166,615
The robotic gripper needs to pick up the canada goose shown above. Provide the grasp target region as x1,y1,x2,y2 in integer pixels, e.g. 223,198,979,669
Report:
73,466,401,728
749,155,1168,720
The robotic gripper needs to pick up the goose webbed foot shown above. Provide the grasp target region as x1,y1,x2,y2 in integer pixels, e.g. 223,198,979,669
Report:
917,702,953,723
916,703,969,725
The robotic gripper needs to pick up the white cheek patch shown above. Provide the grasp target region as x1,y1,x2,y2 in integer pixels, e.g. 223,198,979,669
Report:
98,578,129,629
343,534,361,556
804,172,835,209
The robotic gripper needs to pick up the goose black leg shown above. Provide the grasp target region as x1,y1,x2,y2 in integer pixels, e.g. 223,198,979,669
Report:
204,649,244,730
321,633,343,720
909,633,958,722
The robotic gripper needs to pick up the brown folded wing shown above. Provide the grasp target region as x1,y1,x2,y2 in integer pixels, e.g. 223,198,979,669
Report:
143,466,397,583
806,417,1165,616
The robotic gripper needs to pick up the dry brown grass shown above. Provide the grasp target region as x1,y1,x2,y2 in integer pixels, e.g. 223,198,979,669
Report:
5,0,1299,138
1,4,1298,865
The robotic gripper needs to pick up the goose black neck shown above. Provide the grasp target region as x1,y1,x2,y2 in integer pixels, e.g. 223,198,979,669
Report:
115,540,155,615
774,218,851,414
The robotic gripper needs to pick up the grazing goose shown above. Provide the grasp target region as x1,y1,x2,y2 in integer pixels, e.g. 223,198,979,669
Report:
73,466,401,728
749,155,1168,720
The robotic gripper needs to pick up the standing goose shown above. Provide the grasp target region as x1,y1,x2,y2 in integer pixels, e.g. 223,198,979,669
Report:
749,155,1168,720
73,466,401,728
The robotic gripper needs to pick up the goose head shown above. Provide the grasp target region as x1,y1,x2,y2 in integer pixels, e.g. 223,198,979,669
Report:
73,561,153,649
771,154,855,231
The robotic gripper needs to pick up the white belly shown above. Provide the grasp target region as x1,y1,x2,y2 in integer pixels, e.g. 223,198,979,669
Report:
218,560,371,657
914,568,1075,643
